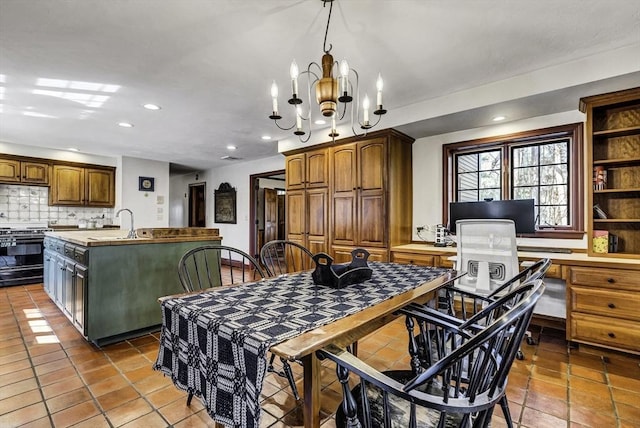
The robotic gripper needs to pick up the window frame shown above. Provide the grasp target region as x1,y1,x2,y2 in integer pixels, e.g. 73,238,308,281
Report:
442,123,584,239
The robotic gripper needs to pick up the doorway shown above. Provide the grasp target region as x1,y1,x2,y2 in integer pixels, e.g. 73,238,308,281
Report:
249,169,285,259
188,182,206,227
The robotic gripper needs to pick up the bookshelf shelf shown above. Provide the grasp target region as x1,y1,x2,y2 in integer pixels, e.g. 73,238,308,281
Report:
581,87,640,257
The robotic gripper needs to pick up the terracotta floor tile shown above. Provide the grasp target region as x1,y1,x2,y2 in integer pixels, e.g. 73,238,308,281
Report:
530,365,568,387
524,389,568,420
112,354,151,373
0,343,26,358
0,358,32,376
119,410,169,427
105,397,153,427
46,387,93,413
146,385,187,408
0,337,24,351
611,387,640,408
0,377,38,399
18,416,55,428
80,365,119,385
173,409,216,428
67,413,111,428
51,400,100,427
0,367,34,388
87,374,130,398
569,403,617,427
36,366,77,386
41,374,85,400
569,365,606,383
0,389,42,416
521,407,567,428
96,385,140,412
0,402,48,426
157,396,205,425
608,373,640,393
133,372,172,395
570,388,614,412
616,402,640,424
526,377,568,400
26,343,62,358
0,349,28,366
74,356,113,374
33,357,72,376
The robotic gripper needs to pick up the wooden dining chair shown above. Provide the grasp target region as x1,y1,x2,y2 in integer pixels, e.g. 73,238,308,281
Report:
177,244,301,403
318,280,545,428
259,239,315,277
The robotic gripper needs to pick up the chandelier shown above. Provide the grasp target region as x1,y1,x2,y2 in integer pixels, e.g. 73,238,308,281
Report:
268,0,387,142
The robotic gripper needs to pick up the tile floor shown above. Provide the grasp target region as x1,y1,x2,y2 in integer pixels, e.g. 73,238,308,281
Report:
1,283,639,427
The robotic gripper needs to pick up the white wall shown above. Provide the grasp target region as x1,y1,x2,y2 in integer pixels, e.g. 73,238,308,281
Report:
170,155,285,253
118,156,170,228
412,110,588,249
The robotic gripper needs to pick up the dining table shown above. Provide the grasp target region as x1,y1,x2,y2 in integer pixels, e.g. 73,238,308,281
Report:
153,261,459,428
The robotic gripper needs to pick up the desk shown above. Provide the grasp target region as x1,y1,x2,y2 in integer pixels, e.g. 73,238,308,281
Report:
153,262,457,428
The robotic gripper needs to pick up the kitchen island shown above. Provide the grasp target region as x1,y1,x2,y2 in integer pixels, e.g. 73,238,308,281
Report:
43,228,222,346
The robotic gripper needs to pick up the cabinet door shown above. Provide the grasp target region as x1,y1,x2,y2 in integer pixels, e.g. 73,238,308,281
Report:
21,161,49,185
306,188,328,254
63,260,75,317
286,190,306,242
43,249,56,297
331,144,357,246
74,264,87,333
85,168,115,207
358,139,387,247
285,154,306,190
0,159,20,183
51,165,84,205
306,149,328,188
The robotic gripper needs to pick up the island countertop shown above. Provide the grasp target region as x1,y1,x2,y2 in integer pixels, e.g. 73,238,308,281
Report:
45,228,222,247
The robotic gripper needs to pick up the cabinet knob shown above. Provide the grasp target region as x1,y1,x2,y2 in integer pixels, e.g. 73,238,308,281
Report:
608,332,616,338
607,278,615,284
608,303,616,309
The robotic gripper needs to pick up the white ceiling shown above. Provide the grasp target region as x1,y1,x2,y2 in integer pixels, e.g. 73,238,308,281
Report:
1,0,639,171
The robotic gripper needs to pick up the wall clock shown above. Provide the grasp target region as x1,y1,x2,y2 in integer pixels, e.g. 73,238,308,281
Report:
139,176,155,192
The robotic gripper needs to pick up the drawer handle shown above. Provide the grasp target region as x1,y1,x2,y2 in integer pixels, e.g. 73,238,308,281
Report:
607,332,616,338
607,278,615,284
608,303,616,309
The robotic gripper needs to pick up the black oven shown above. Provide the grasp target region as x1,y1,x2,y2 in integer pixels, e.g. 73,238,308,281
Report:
0,229,47,287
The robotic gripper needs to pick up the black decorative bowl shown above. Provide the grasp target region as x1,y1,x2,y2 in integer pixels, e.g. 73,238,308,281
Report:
311,248,372,289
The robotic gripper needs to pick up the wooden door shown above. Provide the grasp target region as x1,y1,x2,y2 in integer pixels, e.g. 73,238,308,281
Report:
51,165,84,205
331,144,357,246
305,149,328,188
21,161,49,185
189,183,206,227
285,154,305,190
357,139,387,247
264,188,278,245
306,187,328,254
85,168,115,207
0,158,20,183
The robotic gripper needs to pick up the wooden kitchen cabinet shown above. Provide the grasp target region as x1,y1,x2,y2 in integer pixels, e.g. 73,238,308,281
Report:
50,164,115,207
285,148,329,254
0,157,49,185
567,266,640,354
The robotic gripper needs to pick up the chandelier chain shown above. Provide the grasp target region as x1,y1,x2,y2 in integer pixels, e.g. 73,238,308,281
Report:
322,0,333,54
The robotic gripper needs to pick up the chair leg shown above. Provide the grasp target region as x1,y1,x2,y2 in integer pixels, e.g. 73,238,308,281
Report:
281,358,300,401
187,392,194,406
499,396,513,428
347,341,358,357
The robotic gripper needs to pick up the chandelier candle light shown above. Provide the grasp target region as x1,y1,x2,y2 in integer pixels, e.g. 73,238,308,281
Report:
268,0,387,142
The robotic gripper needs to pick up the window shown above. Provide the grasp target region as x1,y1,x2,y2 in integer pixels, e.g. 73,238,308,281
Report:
443,124,584,238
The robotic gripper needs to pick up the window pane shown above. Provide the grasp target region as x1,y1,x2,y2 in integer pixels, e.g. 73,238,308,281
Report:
540,142,567,164
513,187,537,203
458,190,478,201
479,151,500,171
457,153,477,173
479,188,501,201
513,145,538,168
458,172,478,190
540,185,568,206
479,171,500,189
540,164,568,185
539,205,568,226
513,167,539,186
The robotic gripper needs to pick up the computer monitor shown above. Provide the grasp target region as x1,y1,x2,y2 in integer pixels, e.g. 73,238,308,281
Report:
448,199,536,235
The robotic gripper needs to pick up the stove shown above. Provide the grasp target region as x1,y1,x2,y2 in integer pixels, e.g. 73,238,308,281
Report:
0,223,51,287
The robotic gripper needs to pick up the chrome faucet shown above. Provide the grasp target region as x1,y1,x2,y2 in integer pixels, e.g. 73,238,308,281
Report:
115,208,136,239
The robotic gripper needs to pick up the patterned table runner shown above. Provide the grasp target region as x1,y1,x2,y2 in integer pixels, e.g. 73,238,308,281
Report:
153,262,451,427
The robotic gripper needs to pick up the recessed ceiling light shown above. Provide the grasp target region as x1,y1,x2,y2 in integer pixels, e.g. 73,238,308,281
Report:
143,103,161,110
118,122,133,128
314,119,326,125
492,115,506,122
261,135,272,140
226,145,237,150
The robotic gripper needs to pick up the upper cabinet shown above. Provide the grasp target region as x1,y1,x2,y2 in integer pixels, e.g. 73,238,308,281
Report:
0,157,50,185
580,87,640,258
285,149,329,190
50,164,115,207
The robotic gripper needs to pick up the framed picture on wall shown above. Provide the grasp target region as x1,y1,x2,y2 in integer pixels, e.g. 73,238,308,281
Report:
139,176,155,192
214,182,236,224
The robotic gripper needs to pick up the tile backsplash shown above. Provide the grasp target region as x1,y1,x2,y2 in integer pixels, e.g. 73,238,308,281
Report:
0,184,114,226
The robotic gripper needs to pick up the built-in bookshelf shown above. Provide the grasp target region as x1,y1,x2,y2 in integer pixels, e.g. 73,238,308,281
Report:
580,87,640,258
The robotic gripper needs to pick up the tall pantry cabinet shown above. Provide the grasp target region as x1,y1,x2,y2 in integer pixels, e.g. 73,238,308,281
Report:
284,129,414,262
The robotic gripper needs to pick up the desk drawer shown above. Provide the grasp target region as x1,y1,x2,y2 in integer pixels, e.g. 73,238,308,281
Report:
569,267,637,290
391,252,435,266
571,286,640,321
570,312,640,353
545,263,562,279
